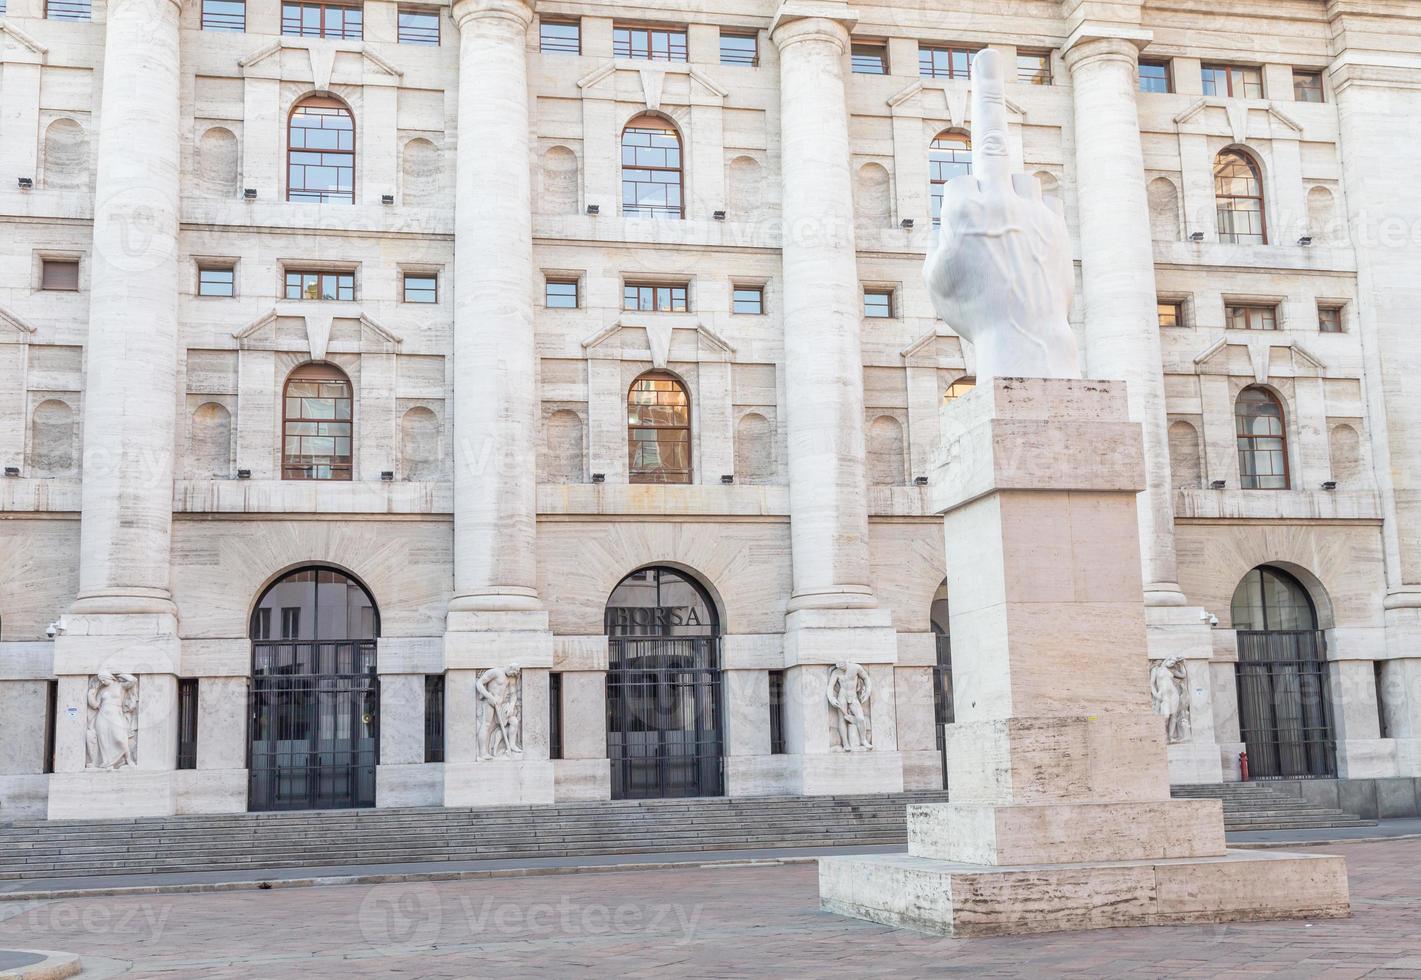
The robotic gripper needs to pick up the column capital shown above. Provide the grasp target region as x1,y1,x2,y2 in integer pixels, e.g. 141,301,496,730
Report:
1061,30,1148,72
770,1,857,50
107,0,184,15
451,0,534,31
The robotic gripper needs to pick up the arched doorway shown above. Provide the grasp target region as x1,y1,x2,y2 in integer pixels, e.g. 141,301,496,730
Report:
1231,566,1336,779
249,567,379,811
605,566,723,799
930,582,954,788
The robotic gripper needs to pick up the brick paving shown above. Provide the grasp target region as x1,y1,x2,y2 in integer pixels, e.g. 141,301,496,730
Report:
1,840,1417,978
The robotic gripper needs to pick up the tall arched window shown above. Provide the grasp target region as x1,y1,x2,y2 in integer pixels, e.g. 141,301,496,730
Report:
1236,387,1288,490
1215,149,1265,244
288,96,355,204
283,363,353,481
930,131,971,225
628,371,691,484
622,115,683,219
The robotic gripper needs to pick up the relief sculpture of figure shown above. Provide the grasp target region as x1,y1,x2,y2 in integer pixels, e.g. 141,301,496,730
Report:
923,49,1080,384
475,665,523,761
1150,656,1192,744
86,672,139,769
827,661,874,752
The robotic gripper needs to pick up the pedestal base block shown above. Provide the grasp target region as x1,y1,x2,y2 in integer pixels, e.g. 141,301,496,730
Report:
443,760,554,807
819,849,1349,938
47,770,176,820
795,751,905,796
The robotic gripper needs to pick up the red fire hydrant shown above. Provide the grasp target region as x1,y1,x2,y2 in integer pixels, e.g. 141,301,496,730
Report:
1239,750,1250,782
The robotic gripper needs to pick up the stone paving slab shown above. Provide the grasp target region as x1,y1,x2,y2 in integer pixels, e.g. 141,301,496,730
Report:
0,839,1416,977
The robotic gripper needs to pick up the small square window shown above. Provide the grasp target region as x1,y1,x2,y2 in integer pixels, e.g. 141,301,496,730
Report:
46,0,90,20
201,0,246,31
852,43,888,76
403,273,437,303
540,19,580,54
1017,51,1052,85
1319,306,1344,333
199,266,236,297
1293,70,1324,104
1158,302,1184,328
864,289,893,319
733,286,764,315
1139,60,1172,93
398,7,439,45
1226,304,1278,331
546,279,579,308
721,32,758,67
41,259,79,291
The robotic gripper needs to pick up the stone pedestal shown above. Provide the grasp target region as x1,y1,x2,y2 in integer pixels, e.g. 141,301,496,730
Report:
818,380,1349,936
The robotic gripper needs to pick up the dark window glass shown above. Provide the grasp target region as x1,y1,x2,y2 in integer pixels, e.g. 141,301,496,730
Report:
864,289,893,318
1017,51,1052,85
176,679,199,770
769,670,786,755
930,131,971,225
202,0,246,31
46,0,90,20
546,280,579,308
852,43,888,75
1319,306,1343,333
1227,304,1278,331
43,681,57,774
721,32,758,67
1202,64,1263,99
549,673,563,761
733,287,764,315
398,7,439,45
1294,70,1324,103
1158,302,1184,328
199,266,236,297
540,20,581,54
919,45,973,79
41,260,79,291
1139,61,1171,93
288,96,355,204
285,270,355,301
621,116,683,219
1215,150,1266,245
614,26,688,63
424,675,445,763
403,274,437,303
623,283,688,313
1236,388,1289,490
628,371,691,484
282,362,354,481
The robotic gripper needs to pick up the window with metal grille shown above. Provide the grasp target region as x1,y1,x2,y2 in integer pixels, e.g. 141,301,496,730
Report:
614,25,687,62
852,43,888,75
919,45,973,79
46,0,90,20
540,19,580,54
621,116,683,219
720,32,758,67
282,362,353,481
1215,150,1267,244
930,131,971,225
282,1,362,38
1139,60,1172,93
1236,387,1289,490
1202,64,1263,99
398,7,438,44
623,282,688,313
1226,304,1277,331
424,675,445,763
768,670,786,755
202,0,246,31
628,371,692,484
1017,51,1052,85
549,673,563,761
176,678,199,770
288,96,355,204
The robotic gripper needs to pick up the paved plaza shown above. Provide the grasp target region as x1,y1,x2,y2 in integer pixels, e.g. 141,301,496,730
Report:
1,839,1417,978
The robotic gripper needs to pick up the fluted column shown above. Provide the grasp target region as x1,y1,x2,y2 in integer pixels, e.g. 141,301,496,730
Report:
49,0,184,819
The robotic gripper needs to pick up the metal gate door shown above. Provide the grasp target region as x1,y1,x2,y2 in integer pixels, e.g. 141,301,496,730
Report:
607,637,724,799
1236,629,1336,779
932,632,955,789
249,640,379,810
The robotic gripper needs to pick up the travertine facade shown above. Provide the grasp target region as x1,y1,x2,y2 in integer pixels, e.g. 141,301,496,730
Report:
1,0,1419,819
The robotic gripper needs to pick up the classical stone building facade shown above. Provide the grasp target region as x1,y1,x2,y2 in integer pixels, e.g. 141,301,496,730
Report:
1,0,1419,820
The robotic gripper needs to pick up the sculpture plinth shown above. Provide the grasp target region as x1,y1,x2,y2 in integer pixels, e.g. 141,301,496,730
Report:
818,379,1349,936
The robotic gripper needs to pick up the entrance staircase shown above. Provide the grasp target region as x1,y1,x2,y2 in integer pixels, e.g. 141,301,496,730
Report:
0,792,948,883
1171,782,1376,832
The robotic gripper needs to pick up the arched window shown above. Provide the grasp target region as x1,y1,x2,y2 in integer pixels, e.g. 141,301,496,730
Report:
1236,387,1288,490
628,371,691,484
288,96,355,204
930,131,971,225
622,115,683,219
930,581,954,788
943,376,976,403
1214,149,1265,244
283,363,353,481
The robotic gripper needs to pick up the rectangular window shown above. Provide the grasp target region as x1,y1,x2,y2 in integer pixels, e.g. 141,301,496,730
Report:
198,266,236,297
540,19,580,54
1319,305,1344,333
720,31,759,67
769,670,786,755
424,675,445,763
852,43,889,75
549,672,563,761
1227,304,1278,331
624,282,689,313
46,0,90,20
1017,51,1052,85
397,7,439,45
282,2,362,40
201,0,246,31
1139,60,1172,93
176,678,199,771
1293,69,1324,104
253,607,272,641
1375,662,1390,740
1202,64,1264,99
280,606,301,639
613,25,687,63
1158,302,1184,328
864,289,893,319
545,279,579,308
919,45,972,79
403,273,437,304
43,680,57,775
732,286,764,315
41,259,80,291
285,270,355,301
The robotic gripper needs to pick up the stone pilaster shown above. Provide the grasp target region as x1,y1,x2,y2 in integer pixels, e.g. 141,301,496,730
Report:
770,2,900,796
47,0,184,820
1062,24,1220,782
444,0,552,805
1328,1,1421,776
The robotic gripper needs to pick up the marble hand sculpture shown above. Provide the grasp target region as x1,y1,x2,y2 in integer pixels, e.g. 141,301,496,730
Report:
924,49,1081,383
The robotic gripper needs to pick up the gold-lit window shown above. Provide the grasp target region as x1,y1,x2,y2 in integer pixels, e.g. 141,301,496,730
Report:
628,372,691,484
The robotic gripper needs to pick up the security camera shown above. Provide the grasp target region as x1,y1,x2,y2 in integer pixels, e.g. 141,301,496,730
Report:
46,620,64,638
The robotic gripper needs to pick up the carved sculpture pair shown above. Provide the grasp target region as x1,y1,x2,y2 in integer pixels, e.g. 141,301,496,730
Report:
828,661,874,752
475,665,523,761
